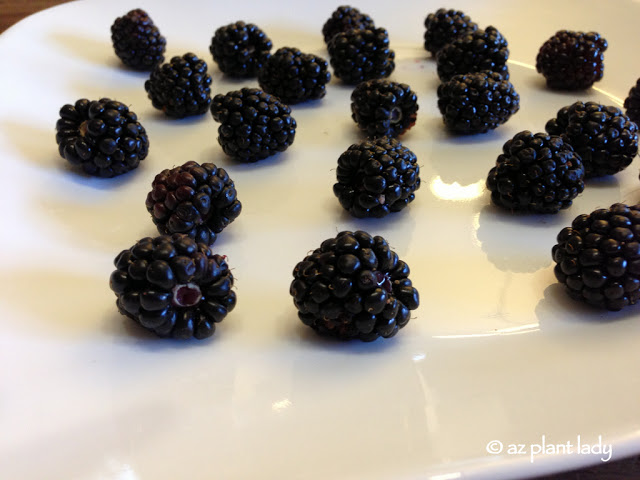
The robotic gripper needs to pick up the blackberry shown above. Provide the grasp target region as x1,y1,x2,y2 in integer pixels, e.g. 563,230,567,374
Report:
350,79,418,138
145,53,212,118
486,131,585,214
328,27,395,85
437,71,520,134
290,230,419,341
545,101,639,178
257,47,331,104
624,78,640,125
536,30,607,90
333,137,420,218
552,203,640,311
436,26,509,82
209,21,272,77
210,88,297,162
109,234,236,339
322,5,375,45
110,9,166,70
145,161,242,246
55,98,149,178
423,8,478,56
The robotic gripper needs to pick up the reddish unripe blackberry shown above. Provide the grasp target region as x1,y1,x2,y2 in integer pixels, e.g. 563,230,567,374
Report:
423,8,477,56
624,78,640,125
552,203,640,311
322,5,375,45
109,234,236,339
110,9,166,70
210,21,272,77
290,230,419,341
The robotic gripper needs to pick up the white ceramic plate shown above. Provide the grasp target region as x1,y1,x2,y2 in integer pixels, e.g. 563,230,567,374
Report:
2,0,640,479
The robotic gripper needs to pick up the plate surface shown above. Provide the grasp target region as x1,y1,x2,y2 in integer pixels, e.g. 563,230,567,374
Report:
1,1,640,479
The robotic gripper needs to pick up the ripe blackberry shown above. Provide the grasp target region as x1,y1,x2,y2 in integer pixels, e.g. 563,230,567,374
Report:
109,234,236,339
257,47,331,104
328,27,395,85
350,79,418,138
423,8,478,56
145,161,241,246
436,26,509,82
624,78,640,125
210,88,297,162
333,137,419,217
209,21,272,77
290,230,419,341
110,9,166,70
486,131,585,214
55,98,149,178
322,5,375,45
536,30,607,90
437,71,520,134
545,101,639,178
552,203,640,311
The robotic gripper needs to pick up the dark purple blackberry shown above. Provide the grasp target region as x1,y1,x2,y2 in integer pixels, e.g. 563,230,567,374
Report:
210,88,297,163
545,101,639,178
144,53,212,118
322,6,375,44
423,8,478,56
209,21,272,77
328,27,395,85
290,230,419,341
486,131,585,214
436,26,509,82
536,30,607,90
55,98,149,178
145,161,241,246
350,79,418,138
109,234,236,339
110,9,166,70
333,137,420,218
624,78,640,125
437,71,520,134
552,203,640,311
257,47,331,104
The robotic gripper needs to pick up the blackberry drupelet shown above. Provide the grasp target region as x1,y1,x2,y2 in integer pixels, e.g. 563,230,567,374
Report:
423,8,477,56
545,101,639,178
145,161,242,246
145,53,212,118
257,47,331,104
486,131,585,213
210,88,297,162
109,234,236,339
536,30,607,90
552,203,640,311
322,5,375,45
437,71,520,134
624,78,640,125
209,21,272,77
328,27,395,85
55,98,149,178
333,137,420,218
350,79,418,138
436,26,509,82
110,9,166,70
290,230,419,341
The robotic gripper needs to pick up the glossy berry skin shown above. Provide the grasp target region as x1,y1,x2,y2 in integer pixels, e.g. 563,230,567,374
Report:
210,21,272,77
211,88,297,162
145,53,212,118
437,71,520,134
350,79,418,138
145,161,241,246
258,47,331,104
55,98,149,178
290,230,419,341
423,8,477,56
536,30,607,90
545,101,639,178
624,78,640,125
322,5,374,45
552,203,640,311
110,9,166,70
109,234,237,339
333,137,420,218
486,131,585,214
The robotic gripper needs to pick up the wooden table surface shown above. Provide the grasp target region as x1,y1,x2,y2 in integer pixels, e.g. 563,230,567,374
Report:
1,1,639,479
